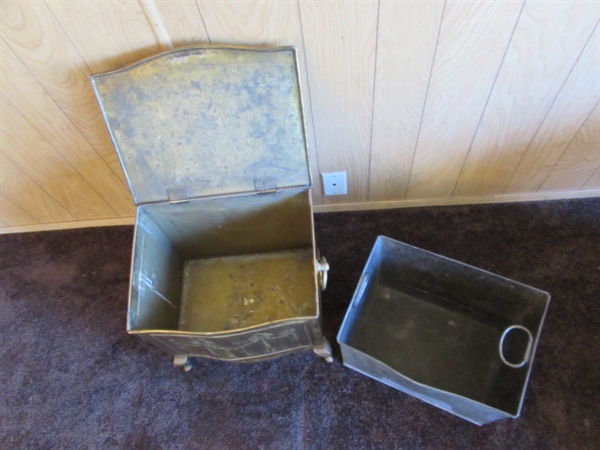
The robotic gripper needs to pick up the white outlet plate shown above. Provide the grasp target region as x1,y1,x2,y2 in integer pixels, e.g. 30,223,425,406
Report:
321,171,348,196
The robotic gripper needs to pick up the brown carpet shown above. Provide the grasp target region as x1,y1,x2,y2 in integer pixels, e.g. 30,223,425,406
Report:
1,198,599,449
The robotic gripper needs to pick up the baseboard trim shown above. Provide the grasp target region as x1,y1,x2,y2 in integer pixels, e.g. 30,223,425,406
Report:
313,189,600,213
0,217,136,235
2,189,598,234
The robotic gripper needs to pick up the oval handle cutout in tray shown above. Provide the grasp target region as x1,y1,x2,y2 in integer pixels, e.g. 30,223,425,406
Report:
499,325,534,368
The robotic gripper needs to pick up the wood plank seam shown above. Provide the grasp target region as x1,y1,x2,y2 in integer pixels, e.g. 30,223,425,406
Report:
0,154,75,222
297,1,379,203
403,0,447,200
536,99,600,192
1,31,129,194
365,0,382,201
41,0,93,74
192,0,211,44
0,6,128,186
0,194,36,225
295,0,322,184
1,196,33,221
2,93,121,218
449,0,526,198
504,20,600,195
581,167,600,191
369,2,445,202
581,168,600,191
452,2,599,198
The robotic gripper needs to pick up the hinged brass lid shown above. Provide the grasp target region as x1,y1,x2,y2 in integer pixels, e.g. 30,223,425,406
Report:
92,46,310,205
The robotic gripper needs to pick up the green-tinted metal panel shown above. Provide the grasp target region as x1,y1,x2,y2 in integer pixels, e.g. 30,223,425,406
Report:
92,46,310,205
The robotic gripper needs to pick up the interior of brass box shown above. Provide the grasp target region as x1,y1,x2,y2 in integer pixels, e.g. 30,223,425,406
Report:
338,237,549,417
129,189,318,334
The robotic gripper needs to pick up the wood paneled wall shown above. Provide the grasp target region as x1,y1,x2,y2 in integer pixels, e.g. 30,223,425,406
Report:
1,1,599,232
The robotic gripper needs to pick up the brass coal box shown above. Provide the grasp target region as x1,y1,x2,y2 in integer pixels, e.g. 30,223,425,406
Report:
92,46,332,370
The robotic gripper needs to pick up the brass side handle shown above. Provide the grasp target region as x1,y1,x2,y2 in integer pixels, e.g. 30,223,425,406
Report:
317,256,329,291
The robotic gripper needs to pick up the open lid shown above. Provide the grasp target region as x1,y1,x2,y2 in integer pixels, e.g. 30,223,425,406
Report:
92,46,310,205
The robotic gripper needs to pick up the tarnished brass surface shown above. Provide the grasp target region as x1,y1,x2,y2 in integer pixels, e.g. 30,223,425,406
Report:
128,189,318,335
144,320,318,362
141,188,313,259
92,45,331,363
91,46,310,204
179,250,316,333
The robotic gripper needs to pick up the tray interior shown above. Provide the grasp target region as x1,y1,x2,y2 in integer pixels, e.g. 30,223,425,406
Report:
348,282,503,404
339,236,550,415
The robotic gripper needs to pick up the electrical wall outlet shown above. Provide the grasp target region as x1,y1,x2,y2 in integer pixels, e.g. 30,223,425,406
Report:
321,171,348,196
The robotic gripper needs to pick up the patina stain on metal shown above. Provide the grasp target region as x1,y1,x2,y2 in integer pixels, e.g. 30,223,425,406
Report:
92,47,309,204
91,46,332,369
179,250,316,332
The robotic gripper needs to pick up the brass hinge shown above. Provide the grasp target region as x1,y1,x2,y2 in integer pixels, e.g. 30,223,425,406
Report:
167,184,190,204
254,177,278,195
